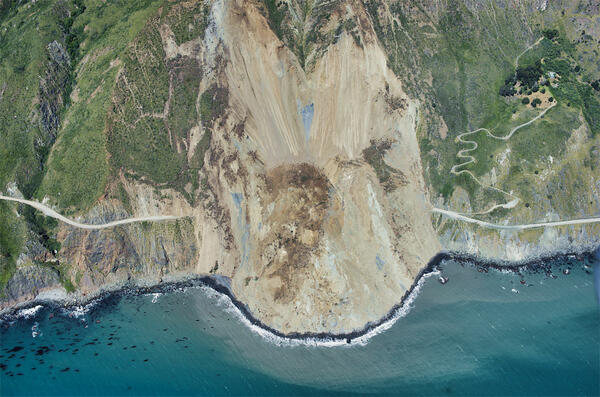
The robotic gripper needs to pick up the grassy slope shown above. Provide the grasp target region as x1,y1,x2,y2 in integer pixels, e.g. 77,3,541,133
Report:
0,0,162,290
0,2,63,196
107,2,214,205
0,1,65,290
39,0,163,212
367,1,600,222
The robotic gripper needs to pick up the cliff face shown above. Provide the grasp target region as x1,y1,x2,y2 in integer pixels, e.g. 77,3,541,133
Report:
1,0,599,334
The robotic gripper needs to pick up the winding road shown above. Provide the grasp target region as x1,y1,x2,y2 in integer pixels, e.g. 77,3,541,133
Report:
0,195,182,229
1,193,598,233
431,207,600,230
450,101,557,205
514,37,544,69
449,36,555,215
1,40,596,235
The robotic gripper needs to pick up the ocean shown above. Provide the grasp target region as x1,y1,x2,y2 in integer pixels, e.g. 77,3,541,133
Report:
1,255,598,396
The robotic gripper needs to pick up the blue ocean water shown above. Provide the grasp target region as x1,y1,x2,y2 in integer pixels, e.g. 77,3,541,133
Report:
1,256,598,396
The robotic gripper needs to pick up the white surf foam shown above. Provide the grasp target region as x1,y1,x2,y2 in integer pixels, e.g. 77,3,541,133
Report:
196,270,440,347
16,305,43,319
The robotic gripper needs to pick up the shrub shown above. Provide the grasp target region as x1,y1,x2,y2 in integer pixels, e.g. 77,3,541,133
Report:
522,97,530,104
540,88,546,94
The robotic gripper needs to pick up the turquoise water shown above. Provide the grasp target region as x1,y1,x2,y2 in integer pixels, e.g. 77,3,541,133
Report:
1,256,598,395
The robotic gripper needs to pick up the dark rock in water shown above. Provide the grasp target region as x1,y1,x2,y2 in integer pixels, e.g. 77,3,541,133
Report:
7,346,23,353
563,268,570,275
35,346,50,356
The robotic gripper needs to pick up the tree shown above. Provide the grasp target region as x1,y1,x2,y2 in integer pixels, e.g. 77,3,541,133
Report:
522,97,530,104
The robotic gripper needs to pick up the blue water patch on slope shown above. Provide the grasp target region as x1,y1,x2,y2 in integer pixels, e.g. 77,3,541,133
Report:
231,193,249,268
300,103,314,141
376,255,385,270
231,193,243,219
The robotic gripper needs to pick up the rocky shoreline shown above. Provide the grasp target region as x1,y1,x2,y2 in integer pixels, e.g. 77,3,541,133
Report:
2,247,598,345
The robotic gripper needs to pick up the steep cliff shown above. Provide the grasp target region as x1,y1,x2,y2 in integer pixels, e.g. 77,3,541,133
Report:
1,0,599,334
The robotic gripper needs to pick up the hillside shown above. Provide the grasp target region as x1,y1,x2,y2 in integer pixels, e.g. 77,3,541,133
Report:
1,0,599,334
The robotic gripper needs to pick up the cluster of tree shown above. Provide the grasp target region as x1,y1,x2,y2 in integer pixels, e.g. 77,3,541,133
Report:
500,60,545,97
516,60,543,88
530,98,542,108
58,0,86,62
542,29,559,40
499,75,517,96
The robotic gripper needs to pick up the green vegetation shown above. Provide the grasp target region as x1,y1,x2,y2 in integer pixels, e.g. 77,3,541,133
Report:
385,5,600,208
167,56,202,140
260,0,286,40
363,139,406,192
0,202,26,293
60,271,76,293
532,35,600,135
199,84,229,126
23,206,61,254
542,29,559,40
103,7,186,188
1,0,163,288
189,131,212,171
509,104,578,170
58,0,86,62
160,1,210,45
258,0,349,70
104,3,223,205
516,61,543,89
0,1,65,197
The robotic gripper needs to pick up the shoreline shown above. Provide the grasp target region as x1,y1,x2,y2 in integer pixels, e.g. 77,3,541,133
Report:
2,247,598,345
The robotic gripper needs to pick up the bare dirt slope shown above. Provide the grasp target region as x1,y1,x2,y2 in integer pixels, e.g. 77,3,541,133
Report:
204,0,440,333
